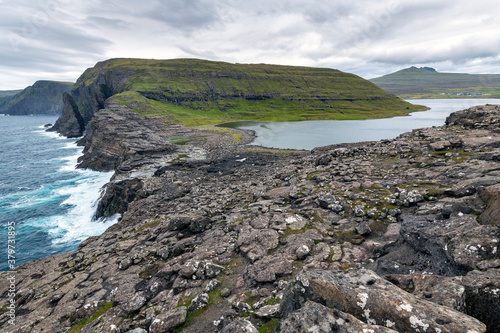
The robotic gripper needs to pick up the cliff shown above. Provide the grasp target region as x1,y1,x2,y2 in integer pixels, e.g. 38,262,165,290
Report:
1,104,500,332
50,58,426,137
0,80,73,115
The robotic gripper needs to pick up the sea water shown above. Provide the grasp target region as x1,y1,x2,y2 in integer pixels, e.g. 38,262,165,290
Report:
0,115,119,271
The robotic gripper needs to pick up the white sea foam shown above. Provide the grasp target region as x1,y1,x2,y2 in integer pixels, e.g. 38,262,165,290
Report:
58,145,84,172
36,129,67,140
48,169,119,244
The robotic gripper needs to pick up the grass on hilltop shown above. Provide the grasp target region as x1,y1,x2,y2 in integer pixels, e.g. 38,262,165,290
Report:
76,58,428,126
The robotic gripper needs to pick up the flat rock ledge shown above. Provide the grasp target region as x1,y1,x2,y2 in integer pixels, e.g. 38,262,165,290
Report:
1,104,500,333
279,269,486,333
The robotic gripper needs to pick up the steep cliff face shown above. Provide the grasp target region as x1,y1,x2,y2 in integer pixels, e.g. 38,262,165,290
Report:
48,92,84,137
50,60,135,137
0,80,72,115
50,58,426,137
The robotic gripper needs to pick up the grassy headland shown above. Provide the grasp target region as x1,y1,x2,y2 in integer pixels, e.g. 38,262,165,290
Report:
74,58,426,126
0,81,73,115
370,66,500,99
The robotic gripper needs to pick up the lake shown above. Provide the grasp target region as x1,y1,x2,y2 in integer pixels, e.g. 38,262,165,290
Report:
225,99,500,150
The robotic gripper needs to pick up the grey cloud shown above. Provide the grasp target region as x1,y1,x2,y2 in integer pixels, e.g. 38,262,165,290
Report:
366,35,500,66
145,0,222,32
1,0,500,89
87,16,131,28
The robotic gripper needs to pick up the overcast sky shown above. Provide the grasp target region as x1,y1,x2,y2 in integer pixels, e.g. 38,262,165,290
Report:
1,0,499,90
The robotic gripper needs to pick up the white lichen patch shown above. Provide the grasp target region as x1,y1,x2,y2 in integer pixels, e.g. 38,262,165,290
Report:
297,275,310,287
490,288,500,295
386,319,396,328
465,244,478,252
357,293,369,309
410,315,429,331
400,302,413,312
365,311,376,325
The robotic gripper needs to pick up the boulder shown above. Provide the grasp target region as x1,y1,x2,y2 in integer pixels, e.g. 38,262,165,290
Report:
280,269,486,333
276,301,397,333
254,304,280,319
187,293,209,312
372,213,498,276
247,254,293,283
149,307,187,333
237,226,279,262
479,184,500,227
220,318,258,333
463,269,500,333
384,273,466,312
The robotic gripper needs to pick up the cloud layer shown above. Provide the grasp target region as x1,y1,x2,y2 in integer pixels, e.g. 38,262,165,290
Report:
1,0,499,89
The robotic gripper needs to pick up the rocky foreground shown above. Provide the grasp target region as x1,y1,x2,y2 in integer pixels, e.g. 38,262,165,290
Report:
1,104,500,332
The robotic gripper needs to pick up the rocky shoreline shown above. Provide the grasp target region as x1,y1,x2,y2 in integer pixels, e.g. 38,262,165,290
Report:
1,104,500,332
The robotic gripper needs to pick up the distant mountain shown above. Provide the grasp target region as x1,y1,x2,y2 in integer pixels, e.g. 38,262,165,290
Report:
370,66,500,98
0,81,73,115
0,89,23,98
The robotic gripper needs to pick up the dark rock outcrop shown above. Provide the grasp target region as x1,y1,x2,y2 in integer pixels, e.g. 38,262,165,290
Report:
48,92,84,137
280,269,486,332
276,301,398,332
1,104,500,332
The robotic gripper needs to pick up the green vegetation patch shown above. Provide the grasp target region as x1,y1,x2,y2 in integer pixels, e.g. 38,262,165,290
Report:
258,318,280,333
166,136,192,145
135,219,162,233
78,58,427,127
67,301,113,333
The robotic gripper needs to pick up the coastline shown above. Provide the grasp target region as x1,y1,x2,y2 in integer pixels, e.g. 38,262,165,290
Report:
1,104,500,332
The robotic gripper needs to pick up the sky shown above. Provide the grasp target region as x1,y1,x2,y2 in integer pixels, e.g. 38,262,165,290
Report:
1,0,499,90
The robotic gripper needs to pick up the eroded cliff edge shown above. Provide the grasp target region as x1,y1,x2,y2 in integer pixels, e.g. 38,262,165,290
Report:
1,103,500,332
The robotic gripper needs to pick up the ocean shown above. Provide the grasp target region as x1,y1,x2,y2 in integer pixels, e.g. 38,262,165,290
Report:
0,115,119,271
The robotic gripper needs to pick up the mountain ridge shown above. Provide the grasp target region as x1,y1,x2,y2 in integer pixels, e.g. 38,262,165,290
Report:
370,66,500,98
0,80,73,115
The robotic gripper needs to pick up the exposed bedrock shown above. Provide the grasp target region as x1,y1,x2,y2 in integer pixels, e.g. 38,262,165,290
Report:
2,104,500,332
280,269,486,333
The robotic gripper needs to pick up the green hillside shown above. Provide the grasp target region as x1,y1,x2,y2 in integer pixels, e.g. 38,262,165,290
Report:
0,81,73,115
70,58,426,127
370,66,500,98
0,89,22,98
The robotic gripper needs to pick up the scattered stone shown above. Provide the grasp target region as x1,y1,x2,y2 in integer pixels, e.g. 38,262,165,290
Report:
254,304,280,319
355,221,372,236
149,307,187,333
295,245,311,260
220,318,258,333
220,288,231,298
204,279,221,293
187,293,209,312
